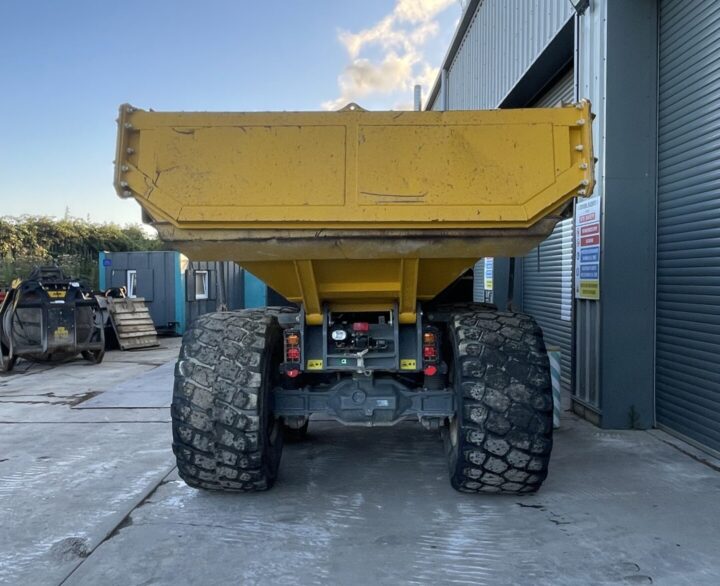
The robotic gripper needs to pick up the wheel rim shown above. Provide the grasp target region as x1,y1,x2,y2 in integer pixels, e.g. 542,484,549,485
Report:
267,415,280,447
449,415,459,448
448,346,459,449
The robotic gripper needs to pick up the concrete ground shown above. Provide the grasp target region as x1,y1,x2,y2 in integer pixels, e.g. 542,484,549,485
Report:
1,342,720,586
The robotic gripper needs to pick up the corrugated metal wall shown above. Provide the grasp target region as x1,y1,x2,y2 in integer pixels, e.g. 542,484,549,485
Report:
574,0,607,410
473,260,484,302
656,0,720,452
446,0,573,109
185,261,245,327
522,69,574,394
532,68,574,107
523,219,574,390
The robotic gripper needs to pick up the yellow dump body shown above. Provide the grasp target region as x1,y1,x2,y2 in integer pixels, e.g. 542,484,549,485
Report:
115,102,594,324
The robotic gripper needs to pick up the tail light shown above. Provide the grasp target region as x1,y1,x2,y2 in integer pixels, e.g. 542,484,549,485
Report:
284,330,301,377
422,327,439,376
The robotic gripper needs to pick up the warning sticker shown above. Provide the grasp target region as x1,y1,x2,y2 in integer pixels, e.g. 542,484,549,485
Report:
306,360,323,370
400,359,417,370
578,281,599,298
54,326,70,338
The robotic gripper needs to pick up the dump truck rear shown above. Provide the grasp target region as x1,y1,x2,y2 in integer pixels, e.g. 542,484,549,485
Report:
115,102,594,493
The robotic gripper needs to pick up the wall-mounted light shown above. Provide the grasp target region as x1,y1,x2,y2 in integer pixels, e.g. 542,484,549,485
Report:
569,0,590,15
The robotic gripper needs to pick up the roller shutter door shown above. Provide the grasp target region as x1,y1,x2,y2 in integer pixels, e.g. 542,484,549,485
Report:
522,69,575,394
656,0,720,452
473,260,485,302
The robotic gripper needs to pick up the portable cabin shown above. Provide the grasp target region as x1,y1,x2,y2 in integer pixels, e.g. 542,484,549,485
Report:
98,251,283,334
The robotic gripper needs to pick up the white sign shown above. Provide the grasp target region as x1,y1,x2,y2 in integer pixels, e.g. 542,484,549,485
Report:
575,196,601,300
484,257,494,291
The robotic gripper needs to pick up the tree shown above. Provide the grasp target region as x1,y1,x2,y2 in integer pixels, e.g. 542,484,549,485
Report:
0,215,164,289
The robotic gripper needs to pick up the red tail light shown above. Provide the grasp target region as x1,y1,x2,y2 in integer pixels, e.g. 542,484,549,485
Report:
422,326,439,376
352,322,370,332
284,330,301,375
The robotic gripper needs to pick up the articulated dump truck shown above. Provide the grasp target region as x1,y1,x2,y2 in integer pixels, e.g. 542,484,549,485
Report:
114,101,594,494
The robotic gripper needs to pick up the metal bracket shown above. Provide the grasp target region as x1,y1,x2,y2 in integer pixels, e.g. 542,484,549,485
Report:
273,377,454,427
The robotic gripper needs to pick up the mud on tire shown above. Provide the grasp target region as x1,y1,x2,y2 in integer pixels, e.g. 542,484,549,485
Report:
171,308,292,491
444,306,553,494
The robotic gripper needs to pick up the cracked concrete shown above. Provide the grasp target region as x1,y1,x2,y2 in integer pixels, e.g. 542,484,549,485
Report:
2,338,720,585
0,341,179,585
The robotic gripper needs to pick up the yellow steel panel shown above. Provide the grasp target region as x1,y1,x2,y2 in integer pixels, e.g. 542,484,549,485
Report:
417,259,476,300
116,102,594,230
553,126,572,174
328,302,393,313
357,124,555,207
114,102,595,319
293,260,322,325
398,259,419,324
235,257,475,321
141,126,347,208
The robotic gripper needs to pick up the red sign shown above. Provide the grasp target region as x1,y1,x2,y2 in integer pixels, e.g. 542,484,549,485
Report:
580,223,600,236
579,212,596,224
580,235,600,246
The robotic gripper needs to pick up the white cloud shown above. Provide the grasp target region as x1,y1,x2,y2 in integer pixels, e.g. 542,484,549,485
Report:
323,0,457,110
395,0,456,23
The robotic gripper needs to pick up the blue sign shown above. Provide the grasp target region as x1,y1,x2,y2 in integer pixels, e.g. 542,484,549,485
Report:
102,258,112,267
580,246,600,263
580,264,599,279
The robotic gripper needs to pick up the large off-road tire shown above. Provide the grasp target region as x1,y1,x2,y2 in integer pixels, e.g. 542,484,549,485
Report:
444,306,553,494
172,308,289,491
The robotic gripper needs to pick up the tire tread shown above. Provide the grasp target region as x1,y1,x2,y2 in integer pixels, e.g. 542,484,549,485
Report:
447,304,553,494
171,308,293,491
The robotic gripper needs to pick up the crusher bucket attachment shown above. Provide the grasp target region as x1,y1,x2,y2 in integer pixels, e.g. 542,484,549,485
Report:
0,266,105,371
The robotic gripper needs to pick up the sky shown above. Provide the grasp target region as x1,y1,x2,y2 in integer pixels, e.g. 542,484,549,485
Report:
0,0,462,226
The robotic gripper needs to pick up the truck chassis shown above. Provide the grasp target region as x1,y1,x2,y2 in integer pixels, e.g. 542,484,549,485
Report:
172,303,552,494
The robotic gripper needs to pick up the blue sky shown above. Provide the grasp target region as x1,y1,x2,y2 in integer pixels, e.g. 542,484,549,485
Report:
0,0,460,226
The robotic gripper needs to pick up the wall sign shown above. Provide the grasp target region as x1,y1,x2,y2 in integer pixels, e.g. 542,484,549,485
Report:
575,197,601,300
484,257,494,291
